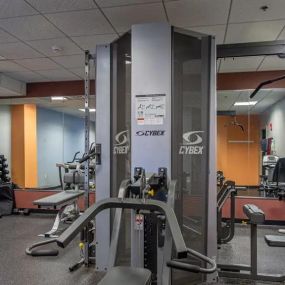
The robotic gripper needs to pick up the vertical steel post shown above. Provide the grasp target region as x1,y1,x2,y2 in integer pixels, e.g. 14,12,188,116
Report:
84,50,90,265
251,224,258,277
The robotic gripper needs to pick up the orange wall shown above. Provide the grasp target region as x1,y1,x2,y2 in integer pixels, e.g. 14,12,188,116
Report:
11,104,37,188
217,115,260,186
11,105,25,187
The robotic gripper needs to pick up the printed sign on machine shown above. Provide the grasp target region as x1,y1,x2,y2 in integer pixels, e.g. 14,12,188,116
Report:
135,94,166,125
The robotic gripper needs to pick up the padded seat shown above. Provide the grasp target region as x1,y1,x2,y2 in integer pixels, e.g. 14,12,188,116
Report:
243,204,265,224
99,266,151,285
33,190,84,207
265,235,285,247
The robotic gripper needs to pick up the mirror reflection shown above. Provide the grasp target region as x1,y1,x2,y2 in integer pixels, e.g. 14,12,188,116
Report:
217,88,285,197
0,95,95,189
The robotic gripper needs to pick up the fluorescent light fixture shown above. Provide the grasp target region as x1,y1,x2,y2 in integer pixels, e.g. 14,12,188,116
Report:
51,96,66,101
234,101,257,106
79,108,96,112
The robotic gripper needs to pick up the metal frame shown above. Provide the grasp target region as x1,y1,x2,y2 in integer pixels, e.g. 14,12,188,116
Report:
217,40,285,58
56,197,188,260
107,179,130,269
217,181,236,244
95,44,112,271
218,222,285,282
206,35,218,282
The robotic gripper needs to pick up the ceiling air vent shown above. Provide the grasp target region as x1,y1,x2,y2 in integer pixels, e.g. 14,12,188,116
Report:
0,73,26,97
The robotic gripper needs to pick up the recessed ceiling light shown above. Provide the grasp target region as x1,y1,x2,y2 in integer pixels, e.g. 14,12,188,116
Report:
234,101,257,106
51,96,66,101
79,108,96,112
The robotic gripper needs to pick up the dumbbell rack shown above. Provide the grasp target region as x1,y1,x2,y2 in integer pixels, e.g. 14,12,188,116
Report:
0,154,10,184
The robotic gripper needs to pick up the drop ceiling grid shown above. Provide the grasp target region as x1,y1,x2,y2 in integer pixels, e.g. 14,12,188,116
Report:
0,0,285,82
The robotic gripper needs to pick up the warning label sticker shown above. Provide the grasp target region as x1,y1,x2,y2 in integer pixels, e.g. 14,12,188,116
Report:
135,94,166,125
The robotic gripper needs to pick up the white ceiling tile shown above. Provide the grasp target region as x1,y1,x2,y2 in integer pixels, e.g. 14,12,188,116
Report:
230,0,285,24
225,21,285,44
259,56,285,71
103,3,166,33
68,67,85,79
0,0,38,18
46,10,114,36
14,58,61,71
166,0,230,27
69,67,95,79
277,27,285,39
0,42,42,59
0,61,28,72
26,0,96,13
6,70,47,83
0,15,64,41
51,54,84,68
0,29,18,43
254,89,285,113
220,56,264,73
71,34,118,52
187,25,226,44
238,89,254,101
27,38,82,56
96,0,160,8
217,90,240,110
36,69,81,81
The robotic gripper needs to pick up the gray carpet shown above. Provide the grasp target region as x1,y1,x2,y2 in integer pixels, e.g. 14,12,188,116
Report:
218,224,285,275
1,215,285,285
0,214,104,285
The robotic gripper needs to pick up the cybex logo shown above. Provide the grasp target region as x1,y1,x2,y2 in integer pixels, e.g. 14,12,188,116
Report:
113,130,129,154
179,131,204,155
114,130,128,146
136,130,165,136
182,131,203,145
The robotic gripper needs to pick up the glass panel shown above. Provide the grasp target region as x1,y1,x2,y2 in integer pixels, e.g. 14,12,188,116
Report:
110,32,132,265
172,30,211,284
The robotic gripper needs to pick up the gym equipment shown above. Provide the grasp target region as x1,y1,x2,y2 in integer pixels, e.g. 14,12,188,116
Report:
56,178,216,285
217,180,236,244
94,22,216,284
0,154,10,183
217,171,225,188
250,74,285,99
224,116,245,132
57,143,100,191
0,182,14,216
259,155,279,193
218,204,285,282
25,190,84,256
259,157,285,198
265,234,285,247
25,148,99,256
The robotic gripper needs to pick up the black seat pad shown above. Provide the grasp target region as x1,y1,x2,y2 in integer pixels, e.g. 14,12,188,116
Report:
265,235,285,247
99,266,151,285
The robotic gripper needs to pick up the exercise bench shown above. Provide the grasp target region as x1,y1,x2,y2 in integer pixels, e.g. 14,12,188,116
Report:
33,190,84,238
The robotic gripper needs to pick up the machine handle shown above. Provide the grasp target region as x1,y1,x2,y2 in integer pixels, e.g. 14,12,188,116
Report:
167,247,216,274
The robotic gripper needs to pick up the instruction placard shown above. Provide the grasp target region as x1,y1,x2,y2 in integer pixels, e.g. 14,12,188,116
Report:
135,94,166,125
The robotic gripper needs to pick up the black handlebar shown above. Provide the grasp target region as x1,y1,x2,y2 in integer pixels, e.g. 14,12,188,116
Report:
250,74,285,99
79,151,96,164
167,247,217,274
